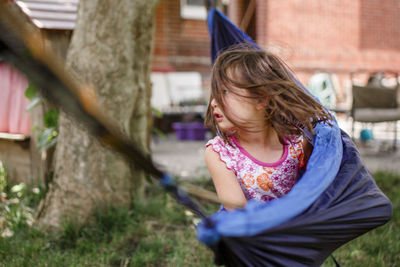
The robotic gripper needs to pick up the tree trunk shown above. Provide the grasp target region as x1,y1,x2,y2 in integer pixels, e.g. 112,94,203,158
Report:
35,0,158,231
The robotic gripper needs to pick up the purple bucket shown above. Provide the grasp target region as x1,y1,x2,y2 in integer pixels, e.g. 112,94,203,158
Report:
172,122,187,140
172,122,207,140
186,122,208,140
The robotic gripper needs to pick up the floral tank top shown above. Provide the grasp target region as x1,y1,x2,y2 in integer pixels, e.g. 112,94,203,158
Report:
206,135,305,202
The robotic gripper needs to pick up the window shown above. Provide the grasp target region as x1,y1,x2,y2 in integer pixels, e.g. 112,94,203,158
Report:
180,0,207,20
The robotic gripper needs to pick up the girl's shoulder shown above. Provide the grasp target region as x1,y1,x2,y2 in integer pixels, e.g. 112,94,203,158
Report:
206,135,222,145
287,135,305,149
205,136,240,170
206,135,237,151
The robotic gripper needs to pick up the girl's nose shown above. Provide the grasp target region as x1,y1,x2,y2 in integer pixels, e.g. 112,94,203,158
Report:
211,98,217,108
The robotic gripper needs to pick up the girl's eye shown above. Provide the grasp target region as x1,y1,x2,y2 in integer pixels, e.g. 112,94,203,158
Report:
222,89,229,95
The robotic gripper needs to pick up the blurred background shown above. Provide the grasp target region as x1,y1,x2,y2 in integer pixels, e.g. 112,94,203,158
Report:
2,0,400,182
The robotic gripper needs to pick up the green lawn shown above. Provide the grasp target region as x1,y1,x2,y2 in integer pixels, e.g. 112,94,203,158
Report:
0,171,398,266
321,171,399,267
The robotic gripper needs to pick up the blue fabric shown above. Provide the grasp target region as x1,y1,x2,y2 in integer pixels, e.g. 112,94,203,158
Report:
207,8,259,64
197,7,392,266
198,130,392,266
198,120,342,238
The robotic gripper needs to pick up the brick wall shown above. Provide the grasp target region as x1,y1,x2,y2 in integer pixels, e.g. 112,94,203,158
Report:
152,0,211,76
257,0,400,105
152,0,400,106
233,0,400,75
360,0,400,51
264,0,362,72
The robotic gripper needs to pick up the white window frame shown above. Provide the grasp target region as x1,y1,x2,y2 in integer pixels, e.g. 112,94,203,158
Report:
180,0,207,20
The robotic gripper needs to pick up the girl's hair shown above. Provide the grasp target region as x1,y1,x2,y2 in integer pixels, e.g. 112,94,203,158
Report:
204,44,333,142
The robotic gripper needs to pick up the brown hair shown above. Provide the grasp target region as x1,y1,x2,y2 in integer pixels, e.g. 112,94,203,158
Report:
204,44,333,142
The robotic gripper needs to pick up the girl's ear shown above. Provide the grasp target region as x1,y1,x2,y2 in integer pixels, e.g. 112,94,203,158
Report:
256,97,270,110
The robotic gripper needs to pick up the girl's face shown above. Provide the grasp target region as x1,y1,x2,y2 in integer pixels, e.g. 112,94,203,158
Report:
210,86,267,133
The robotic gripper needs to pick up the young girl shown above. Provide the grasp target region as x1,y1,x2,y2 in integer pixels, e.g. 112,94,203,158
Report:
204,45,333,210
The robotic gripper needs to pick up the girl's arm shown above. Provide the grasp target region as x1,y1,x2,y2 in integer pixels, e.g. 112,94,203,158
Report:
205,146,247,210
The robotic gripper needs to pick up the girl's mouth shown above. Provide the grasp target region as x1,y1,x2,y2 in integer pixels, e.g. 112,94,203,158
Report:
213,112,223,122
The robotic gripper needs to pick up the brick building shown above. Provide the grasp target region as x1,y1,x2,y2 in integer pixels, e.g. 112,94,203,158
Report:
7,0,400,107
152,0,212,73
155,0,400,106
11,0,400,105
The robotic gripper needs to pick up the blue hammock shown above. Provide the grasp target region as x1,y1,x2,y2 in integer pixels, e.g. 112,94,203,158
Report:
196,8,392,266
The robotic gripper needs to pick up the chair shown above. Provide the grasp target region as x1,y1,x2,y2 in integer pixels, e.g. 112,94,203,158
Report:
308,72,336,110
351,72,400,150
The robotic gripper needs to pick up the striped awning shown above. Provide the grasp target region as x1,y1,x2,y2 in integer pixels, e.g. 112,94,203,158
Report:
15,0,78,30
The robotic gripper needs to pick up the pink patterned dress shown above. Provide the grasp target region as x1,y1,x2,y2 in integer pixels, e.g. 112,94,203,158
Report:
206,135,305,202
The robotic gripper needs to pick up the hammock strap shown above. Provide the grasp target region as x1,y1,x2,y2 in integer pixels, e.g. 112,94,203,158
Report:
331,255,341,267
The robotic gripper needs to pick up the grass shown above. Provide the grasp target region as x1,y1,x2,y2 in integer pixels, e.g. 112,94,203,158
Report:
0,171,398,266
0,180,218,267
322,171,399,267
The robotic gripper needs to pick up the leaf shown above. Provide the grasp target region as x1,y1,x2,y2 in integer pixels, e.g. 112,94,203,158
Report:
43,110,59,128
152,127,166,139
25,96,41,112
38,127,58,151
151,107,163,118
24,84,38,99
145,175,154,184
38,128,53,145
40,137,58,152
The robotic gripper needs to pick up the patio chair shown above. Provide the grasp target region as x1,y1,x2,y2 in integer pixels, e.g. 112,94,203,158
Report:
351,72,400,150
308,72,336,110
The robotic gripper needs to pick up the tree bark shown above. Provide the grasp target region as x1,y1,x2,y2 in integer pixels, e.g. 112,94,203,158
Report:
35,0,158,231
